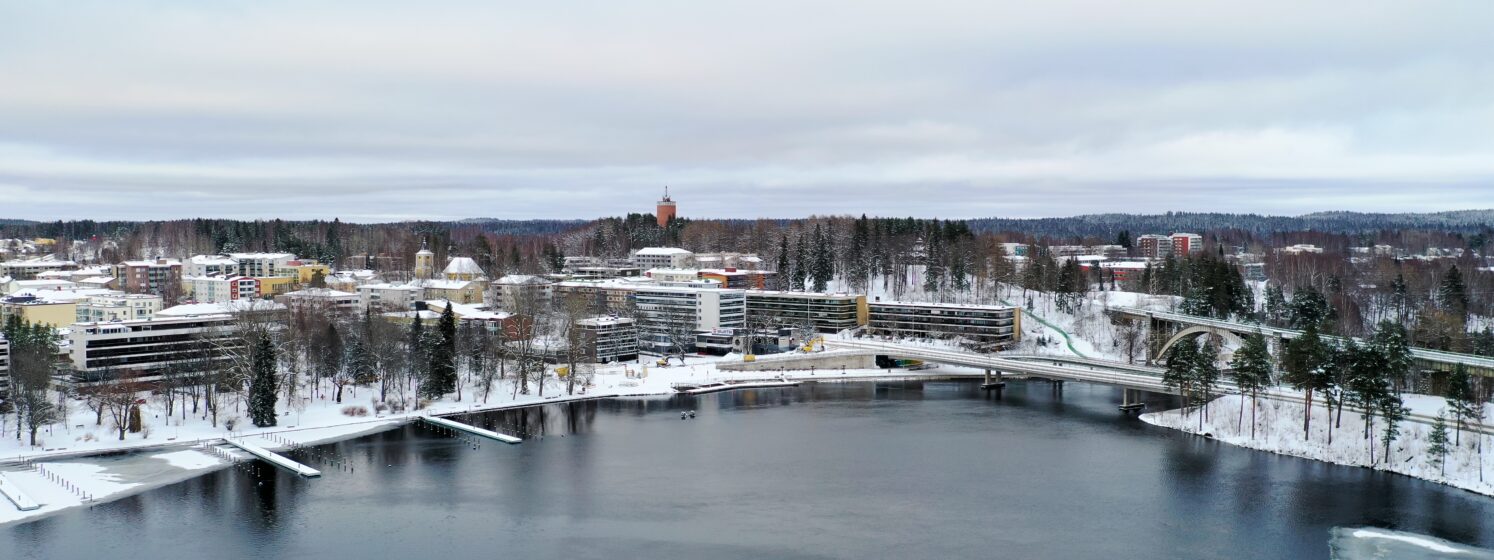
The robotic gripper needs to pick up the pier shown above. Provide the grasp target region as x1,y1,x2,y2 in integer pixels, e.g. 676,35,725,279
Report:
225,438,322,477
421,415,523,444
0,473,40,511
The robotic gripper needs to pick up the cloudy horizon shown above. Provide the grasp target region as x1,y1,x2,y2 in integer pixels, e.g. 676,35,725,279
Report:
3,1,1493,221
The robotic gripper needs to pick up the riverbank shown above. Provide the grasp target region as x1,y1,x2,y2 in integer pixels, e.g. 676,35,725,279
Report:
1142,393,1494,497
0,355,957,526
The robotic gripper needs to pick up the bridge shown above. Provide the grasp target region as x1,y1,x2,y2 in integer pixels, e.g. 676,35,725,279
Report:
1107,307,1494,376
824,339,1199,412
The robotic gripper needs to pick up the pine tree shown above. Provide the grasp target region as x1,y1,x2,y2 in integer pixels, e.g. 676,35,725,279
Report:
1264,284,1287,326
848,215,870,292
1428,410,1451,477
1447,364,1480,446
1229,332,1272,438
1371,320,1413,392
1283,325,1332,439
1380,391,1407,463
424,304,458,399
249,333,279,428
1287,285,1332,331
1191,340,1221,430
1437,265,1470,323
810,224,832,292
775,235,792,291
792,233,808,291
1163,340,1199,414
923,223,944,297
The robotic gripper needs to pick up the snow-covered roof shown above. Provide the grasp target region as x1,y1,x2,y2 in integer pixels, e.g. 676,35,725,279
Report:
189,255,239,265
633,247,693,256
577,316,635,326
358,282,422,292
121,259,182,267
1,255,76,267
8,288,118,303
284,288,357,298
227,252,296,260
443,257,485,276
383,310,440,320
159,300,285,317
79,277,117,286
423,299,513,321
419,279,476,290
495,274,551,285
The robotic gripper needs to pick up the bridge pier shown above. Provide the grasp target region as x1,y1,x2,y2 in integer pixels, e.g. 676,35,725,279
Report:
1119,388,1146,414
1051,379,1064,394
980,369,1006,397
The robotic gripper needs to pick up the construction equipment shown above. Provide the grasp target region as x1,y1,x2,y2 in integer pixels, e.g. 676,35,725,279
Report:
802,336,824,352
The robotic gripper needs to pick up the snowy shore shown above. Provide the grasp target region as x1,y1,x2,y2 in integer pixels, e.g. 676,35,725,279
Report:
0,355,942,526
1142,393,1494,497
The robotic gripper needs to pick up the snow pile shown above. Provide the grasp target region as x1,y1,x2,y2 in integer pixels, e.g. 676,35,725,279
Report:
1143,394,1494,497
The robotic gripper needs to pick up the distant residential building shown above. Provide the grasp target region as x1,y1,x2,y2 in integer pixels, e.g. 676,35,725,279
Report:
358,283,423,311
745,291,868,333
867,300,1021,346
0,255,78,280
36,266,115,283
118,258,182,296
185,255,239,278
1136,235,1172,259
280,288,362,313
1170,233,1204,256
631,247,695,269
699,268,775,290
76,293,163,323
1078,260,1149,282
577,316,639,363
228,252,297,278
1278,244,1324,255
493,275,554,311
288,260,332,284
0,293,78,327
569,265,643,278
692,252,764,270
185,275,260,303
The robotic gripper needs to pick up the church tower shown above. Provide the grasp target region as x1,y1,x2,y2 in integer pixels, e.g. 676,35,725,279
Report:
414,238,434,280
656,186,676,227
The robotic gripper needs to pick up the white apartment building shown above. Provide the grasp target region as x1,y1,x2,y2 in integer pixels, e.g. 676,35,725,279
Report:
358,283,423,311
630,247,695,270
75,293,163,323
632,286,745,355
228,252,297,277
185,255,240,278
280,288,362,312
186,275,260,303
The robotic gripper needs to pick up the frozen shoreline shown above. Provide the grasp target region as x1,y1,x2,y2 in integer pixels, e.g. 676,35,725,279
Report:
1142,393,1494,498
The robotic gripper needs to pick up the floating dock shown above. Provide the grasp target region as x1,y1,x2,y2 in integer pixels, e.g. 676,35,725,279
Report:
0,473,40,511
226,438,322,477
421,415,523,444
674,379,801,395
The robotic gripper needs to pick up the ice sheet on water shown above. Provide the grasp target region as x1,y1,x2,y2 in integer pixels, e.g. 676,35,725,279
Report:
1329,527,1494,559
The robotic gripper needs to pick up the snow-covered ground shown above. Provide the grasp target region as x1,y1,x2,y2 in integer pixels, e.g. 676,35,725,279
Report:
1143,392,1494,497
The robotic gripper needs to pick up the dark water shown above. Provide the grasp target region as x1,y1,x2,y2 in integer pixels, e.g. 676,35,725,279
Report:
5,380,1494,559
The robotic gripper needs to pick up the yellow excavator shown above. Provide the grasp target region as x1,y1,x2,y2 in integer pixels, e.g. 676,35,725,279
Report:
802,336,824,352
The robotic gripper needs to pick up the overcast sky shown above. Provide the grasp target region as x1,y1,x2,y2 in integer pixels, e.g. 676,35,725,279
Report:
2,1,1492,222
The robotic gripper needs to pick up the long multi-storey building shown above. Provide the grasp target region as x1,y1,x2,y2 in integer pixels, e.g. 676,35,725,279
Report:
632,286,745,355
69,314,243,382
1136,235,1172,259
745,291,867,333
0,256,78,280
76,293,163,323
631,247,694,269
867,300,1020,346
280,288,362,313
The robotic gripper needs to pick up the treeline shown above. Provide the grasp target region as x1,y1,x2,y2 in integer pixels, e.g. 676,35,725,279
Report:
969,210,1494,238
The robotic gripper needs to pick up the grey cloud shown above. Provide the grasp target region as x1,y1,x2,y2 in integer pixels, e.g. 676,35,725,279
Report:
0,0,1492,221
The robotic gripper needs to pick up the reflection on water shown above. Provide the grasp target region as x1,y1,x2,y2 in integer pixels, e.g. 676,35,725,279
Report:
4,380,1494,559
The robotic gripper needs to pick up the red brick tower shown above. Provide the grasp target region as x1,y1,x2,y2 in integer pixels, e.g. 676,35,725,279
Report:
656,186,677,227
